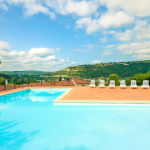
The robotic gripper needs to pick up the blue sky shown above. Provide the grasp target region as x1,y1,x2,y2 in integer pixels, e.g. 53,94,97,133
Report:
0,0,150,71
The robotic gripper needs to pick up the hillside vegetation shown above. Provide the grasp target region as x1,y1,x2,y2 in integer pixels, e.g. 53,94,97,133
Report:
51,60,150,78
0,71,49,76
1,60,150,79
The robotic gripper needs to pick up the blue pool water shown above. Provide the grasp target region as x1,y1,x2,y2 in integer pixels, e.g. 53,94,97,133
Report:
0,89,150,150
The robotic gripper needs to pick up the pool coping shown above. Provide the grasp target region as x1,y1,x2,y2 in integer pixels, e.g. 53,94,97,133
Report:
0,89,28,97
53,100,150,105
53,88,73,102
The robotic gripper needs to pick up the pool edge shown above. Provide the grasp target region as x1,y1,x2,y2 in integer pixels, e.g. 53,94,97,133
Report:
0,89,29,97
53,88,73,102
53,99,150,105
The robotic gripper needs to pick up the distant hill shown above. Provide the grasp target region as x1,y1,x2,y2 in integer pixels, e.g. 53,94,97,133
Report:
13,71,49,75
51,60,150,78
0,71,50,76
1,60,150,78
0,71,16,75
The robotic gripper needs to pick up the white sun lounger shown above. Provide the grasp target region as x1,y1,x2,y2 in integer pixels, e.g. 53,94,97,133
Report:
120,80,126,88
109,80,115,89
89,80,95,88
141,80,149,89
98,80,105,88
130,80,137,88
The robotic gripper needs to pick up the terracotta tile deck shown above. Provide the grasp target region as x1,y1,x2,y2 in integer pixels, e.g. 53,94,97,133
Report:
0,86,150,104
60,86,150,102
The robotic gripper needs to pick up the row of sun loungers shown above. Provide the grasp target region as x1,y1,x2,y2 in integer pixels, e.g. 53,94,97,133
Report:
89,80,149,89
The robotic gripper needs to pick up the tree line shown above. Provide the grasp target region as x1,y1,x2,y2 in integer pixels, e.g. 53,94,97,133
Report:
1,71,150,86
52,60,150,78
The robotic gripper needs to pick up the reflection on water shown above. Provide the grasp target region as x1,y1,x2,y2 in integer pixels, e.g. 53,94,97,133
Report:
0,89,150,150
0,121,40,150
0,90,29,106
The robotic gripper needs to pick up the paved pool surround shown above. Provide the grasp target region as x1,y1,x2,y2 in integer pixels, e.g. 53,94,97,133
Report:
0,86,150,104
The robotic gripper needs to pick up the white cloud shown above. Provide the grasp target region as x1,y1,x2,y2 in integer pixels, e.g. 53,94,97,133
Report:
75,48,88,53
84,44,94,49
75,17,98,34
71,61,77,65
133,20,150,41
56,48,60,52
0,3,8,11
0,0,99,20
28,48,54,57
112,20,150,42
100,37,107,43
117,41,150,52
104,39,150,59
0,41,65,71
76,17,92,28
102,50,113,55
91,60,101,64
113,40,150,59
116,29,132,42
98,11,133,29
100,0,150,17
3,0,150,19
76,11,133,34
1,0,55,19
135,49,150,55
2,0,150,62
0,41,10,51
23,3,55,19
133,55,150,60
45,0,98,17
106,45,115,48
109,30,116,34
1,0,150,36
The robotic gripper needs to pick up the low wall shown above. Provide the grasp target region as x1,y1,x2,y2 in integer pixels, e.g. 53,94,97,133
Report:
76,84,90,86
29,83,54,87
6,85,14,90
42,83,54,86
0,86,4,92
15,85,22,88
0,85,22,92
29,83,41,87
29,83,58,86
0,82,71,92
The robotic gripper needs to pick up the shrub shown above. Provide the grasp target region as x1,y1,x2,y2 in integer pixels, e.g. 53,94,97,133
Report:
108,74,120,86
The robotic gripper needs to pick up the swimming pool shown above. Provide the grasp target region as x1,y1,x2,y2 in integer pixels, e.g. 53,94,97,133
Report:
0,88,150,150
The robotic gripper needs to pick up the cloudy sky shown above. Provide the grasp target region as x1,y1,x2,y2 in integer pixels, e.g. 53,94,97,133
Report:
0,0,150,71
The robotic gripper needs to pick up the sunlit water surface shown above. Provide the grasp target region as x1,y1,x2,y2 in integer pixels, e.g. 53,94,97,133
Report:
0,89,150,150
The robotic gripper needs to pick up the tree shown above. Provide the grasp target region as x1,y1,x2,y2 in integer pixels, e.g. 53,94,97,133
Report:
126,71,150,86
58,77,62,81
16,79,22,84
0,77,4,85
108,74,119,86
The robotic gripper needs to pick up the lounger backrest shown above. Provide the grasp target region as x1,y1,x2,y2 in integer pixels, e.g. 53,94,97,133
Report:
120,80,125,86
131,80,136,85
100,80,105,85
90,80,95,85
110,80,115,85
143,80,149,86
